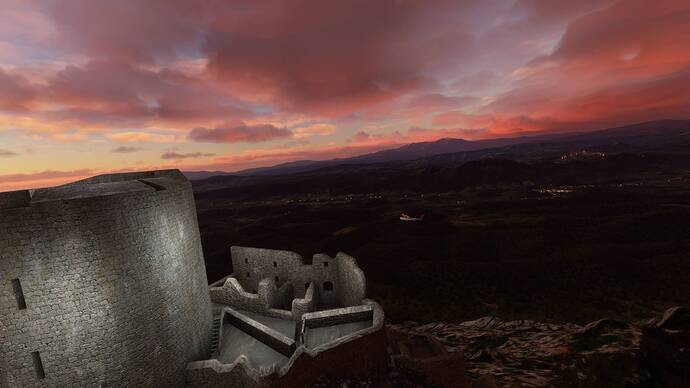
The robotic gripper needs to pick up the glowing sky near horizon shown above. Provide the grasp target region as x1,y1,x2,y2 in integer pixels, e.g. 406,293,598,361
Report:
2,0,690,191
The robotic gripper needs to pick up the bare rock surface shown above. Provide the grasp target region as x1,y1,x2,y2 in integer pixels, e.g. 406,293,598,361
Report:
389,307,689,387
306,307,689,387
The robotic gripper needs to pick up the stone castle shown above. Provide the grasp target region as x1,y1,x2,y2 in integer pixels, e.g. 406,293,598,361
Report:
0,170,386,387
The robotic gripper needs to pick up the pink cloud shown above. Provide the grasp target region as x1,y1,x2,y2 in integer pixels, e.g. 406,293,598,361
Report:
45,60,252,125
47,1,204,64
3,0,690,182
449,0,690,135
400,93,478,118
188,124,292,143
203,1,476,116
547,0,690,79
0,68,36,111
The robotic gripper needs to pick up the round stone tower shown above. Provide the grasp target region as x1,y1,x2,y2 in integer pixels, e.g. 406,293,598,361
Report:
0,170,212,387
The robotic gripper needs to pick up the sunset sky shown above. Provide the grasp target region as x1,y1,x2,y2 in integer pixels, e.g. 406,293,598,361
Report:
2,0,690,191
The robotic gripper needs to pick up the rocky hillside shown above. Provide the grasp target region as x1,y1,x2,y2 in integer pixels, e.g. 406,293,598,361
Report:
389,306,689,387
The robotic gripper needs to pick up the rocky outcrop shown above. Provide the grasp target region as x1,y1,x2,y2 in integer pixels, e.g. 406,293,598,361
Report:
640,306,690,386
388,306,689,387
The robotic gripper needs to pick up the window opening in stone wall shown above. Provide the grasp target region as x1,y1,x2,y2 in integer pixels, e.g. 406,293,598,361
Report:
273,261,277,267
323,281,334,291
323,262,329,267
246,272,251,278
304,282,310,290
12,278,27,310
275,276,279,284
244,258,248,264
32,351,45,379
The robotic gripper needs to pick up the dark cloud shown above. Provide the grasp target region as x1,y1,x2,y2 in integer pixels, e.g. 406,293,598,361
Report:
0,148,19,157
188,124,292,143
111,146,142,153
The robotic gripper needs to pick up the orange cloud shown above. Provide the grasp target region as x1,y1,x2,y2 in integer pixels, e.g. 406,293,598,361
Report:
2,0,690,183
106,131,182,143
292,123,336,139
0,169,96,192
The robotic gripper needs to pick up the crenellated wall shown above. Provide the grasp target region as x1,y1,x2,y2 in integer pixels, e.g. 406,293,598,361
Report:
0,170,212,388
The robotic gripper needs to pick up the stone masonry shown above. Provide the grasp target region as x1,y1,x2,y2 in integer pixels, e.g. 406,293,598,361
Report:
0,170,212,388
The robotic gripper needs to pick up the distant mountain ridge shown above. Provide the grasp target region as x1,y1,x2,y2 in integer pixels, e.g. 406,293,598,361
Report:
183,170,236,181
184,119,690,180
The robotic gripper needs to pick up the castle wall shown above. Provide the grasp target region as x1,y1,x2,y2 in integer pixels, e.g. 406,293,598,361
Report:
185,358,273,388
302,305,373,329
309,254,339,307
0,170,212,388
334,253,367,307
276,318,387,388
230,247,303,293
264,280,294,311
223,308,296,357
209,277,293,320
290,282,316,320
210,277,264,312
225,247,364,311
186,301,387,388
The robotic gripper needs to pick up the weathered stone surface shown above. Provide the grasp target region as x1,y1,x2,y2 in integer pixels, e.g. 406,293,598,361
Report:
0,170,212,388
223,308,296,357
0,189,32,210
0,170,390,388
226,247,366,311
390,315,636,387
392,329,469,387
303,305,373,328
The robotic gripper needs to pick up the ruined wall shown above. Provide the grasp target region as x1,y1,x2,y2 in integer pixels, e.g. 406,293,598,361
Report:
210,277,264,311
265,281,294,311
226,247,364,311
309,254,339,307
290,283,316,320
187,302,387,388
230,247,303,292
209,277,293,320
276,325,388,388
0,170,212,388
186,358,274,388
334,253,367,307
